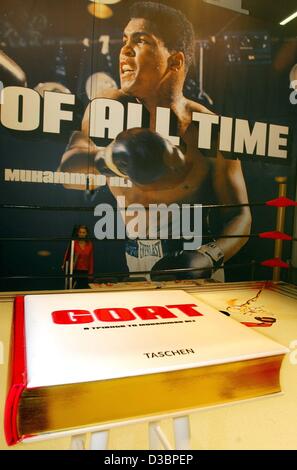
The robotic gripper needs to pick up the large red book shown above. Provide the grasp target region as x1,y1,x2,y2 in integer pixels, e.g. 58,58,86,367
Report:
4,290,288,445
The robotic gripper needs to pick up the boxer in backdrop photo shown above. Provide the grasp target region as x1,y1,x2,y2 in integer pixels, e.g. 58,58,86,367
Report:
58,1,252,280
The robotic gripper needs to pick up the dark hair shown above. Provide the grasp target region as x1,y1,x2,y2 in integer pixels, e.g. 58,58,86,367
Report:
129,1,195,71
75,225,89,236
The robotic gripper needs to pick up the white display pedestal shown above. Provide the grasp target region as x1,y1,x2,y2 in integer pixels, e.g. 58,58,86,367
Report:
24,413,191,450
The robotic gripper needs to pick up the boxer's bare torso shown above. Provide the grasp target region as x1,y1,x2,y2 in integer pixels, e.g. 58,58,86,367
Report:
81,89,214,208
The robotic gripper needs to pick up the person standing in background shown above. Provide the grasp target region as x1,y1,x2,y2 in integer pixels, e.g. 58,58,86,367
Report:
63,225,94,289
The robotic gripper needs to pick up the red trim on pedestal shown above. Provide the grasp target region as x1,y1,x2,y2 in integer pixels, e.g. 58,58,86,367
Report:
4,296,27,446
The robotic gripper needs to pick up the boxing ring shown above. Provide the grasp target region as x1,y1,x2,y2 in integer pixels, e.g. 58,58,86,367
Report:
0,175,296,450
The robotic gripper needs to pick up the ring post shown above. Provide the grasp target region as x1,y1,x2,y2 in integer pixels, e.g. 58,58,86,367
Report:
273,177,287,281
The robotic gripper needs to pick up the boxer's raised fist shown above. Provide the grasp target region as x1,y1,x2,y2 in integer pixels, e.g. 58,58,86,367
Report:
59,128,187,187
98,128,186,185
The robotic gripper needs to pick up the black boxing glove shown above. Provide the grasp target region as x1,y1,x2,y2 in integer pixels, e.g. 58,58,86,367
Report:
59,128,186,185
151,242,224,280
95,128,186,185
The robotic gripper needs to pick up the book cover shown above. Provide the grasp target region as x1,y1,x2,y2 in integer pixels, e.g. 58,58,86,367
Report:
4,289,288,445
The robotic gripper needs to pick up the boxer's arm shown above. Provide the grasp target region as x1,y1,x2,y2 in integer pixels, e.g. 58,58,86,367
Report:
185,102,251,264
57,90,130,188
81,88,125,136
57,130,100,188
212,151,252,261
152,152,251,280
58,101,99,178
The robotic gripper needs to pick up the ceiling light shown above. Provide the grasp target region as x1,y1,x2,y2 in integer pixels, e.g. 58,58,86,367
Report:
89,0,121,4
85,72,117,100
87,3,113,18
37,250,51,257
280,11,297,26
203,0,249,15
